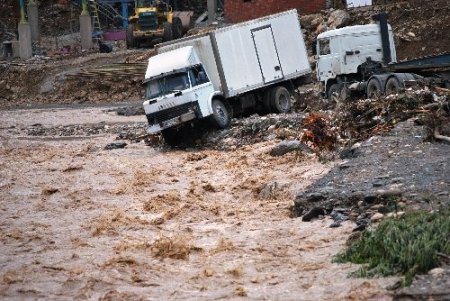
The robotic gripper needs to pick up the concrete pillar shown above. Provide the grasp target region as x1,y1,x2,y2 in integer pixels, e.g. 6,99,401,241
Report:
80,14,93,50
27,0,40,41
11,40,21,58
18,22,33,59
207,0,216,25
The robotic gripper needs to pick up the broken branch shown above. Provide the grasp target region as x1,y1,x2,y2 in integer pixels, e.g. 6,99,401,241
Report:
434,129,450,143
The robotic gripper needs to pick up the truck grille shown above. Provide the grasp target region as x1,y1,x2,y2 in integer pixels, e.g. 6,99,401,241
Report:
146,102,197,125
138,12,158,31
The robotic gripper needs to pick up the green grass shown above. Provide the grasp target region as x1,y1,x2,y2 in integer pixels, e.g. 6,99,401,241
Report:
334,210,450,285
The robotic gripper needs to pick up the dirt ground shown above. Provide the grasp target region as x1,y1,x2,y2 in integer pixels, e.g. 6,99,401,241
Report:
0,106,398,300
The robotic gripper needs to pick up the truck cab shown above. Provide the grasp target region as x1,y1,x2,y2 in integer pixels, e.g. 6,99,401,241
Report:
143,46,215,134
316,23,397,99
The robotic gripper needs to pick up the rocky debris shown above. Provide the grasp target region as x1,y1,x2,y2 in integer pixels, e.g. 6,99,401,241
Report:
104,142,127,150
329,208,348,228
111,105,145,116
202,113,306,150
293,118,450,226
394,266,450,301
269,140,313,156
24,122,147,138
327,10,351,29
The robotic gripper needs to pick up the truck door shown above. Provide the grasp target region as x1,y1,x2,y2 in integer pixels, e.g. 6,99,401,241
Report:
251,26,283,84
316,38,340,83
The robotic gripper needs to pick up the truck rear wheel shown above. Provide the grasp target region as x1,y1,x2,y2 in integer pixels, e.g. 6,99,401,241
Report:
366,78,382,98
271,86,291,113
385,77,401,95
210,99,231,129
126,24,135,48
172,17,183,39
163,22,173,42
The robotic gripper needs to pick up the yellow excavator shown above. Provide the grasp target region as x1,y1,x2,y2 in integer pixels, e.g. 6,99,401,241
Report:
126,0,193,47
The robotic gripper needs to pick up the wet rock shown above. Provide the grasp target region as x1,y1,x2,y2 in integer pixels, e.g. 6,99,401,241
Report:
114,105,145,116
329,221,342,228
104,142,127,150
429,268,445,277
371,212,384,222
269,140,313,157
346,231,362,246
259,182,278,200
305,192,327,203
302,207,326,222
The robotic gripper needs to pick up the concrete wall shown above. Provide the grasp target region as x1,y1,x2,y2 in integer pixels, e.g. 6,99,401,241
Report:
224,0,326,23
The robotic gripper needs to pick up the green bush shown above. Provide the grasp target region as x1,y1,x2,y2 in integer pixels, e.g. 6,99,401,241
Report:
334,210,450,285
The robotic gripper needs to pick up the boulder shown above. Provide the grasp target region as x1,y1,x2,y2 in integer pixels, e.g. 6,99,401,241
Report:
327,9,351,29
269,140,313,157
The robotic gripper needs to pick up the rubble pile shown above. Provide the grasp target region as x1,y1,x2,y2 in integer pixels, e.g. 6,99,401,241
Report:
332,88,450,143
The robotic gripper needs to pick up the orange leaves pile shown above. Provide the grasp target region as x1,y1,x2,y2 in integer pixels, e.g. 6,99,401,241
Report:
301,112,337,153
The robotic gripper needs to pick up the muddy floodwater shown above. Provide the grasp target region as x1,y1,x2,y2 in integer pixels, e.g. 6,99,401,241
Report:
0,106,397,300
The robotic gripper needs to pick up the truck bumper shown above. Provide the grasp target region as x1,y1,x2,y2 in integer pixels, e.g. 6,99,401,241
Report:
146,108,197,134
133,29,164,39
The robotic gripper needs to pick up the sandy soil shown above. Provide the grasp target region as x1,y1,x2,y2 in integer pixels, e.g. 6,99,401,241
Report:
0,106,398,300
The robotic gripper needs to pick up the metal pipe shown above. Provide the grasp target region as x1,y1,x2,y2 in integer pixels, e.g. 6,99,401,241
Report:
19,0,26,23
81,0,89,16
373,12,392,65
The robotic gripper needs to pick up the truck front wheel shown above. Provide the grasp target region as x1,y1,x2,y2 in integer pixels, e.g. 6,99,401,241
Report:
210,99,231,128
366,78,382,98
172,17,183,39
163,22,173,42
161,128,183,147
271,86,291,113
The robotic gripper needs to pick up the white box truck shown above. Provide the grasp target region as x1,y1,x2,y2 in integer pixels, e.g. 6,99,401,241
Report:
142,9,311,146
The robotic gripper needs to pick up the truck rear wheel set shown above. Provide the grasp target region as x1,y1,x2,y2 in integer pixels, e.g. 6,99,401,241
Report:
263,86,292,114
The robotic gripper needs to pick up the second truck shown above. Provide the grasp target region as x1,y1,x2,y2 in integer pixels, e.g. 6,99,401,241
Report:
316,13,450,104
142,9,311,145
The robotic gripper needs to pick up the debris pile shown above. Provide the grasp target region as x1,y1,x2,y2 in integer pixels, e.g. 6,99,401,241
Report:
332,88,450,143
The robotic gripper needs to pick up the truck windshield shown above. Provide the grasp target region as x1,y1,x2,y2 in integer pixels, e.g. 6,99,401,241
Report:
145,72,190,99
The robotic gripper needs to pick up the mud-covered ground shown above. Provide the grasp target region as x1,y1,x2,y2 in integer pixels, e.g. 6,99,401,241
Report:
0,105,400,300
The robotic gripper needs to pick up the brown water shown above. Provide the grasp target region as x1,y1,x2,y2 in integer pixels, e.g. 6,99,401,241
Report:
0,107,396,300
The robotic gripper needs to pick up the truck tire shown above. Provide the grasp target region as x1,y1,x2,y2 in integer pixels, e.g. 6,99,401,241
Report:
270,86,291,113
327,83,340,108
126,24,135,48
161,128,182,147
163,22,173,42
210,99,231,128
366,77,382,98
385,77,401,95
172,17,183,39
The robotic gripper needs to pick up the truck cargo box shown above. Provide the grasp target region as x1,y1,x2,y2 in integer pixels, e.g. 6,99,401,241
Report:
156,9,310,98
